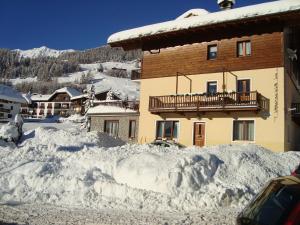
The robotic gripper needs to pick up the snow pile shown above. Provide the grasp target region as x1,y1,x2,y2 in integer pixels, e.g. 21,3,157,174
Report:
58,114,85,123
108,0,300,43
1,126,300,214
14,46,75,59
0,122,20,142
20,127,124,150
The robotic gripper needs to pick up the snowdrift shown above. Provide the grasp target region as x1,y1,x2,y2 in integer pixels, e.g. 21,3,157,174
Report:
0,126,299,213
0,122,21,143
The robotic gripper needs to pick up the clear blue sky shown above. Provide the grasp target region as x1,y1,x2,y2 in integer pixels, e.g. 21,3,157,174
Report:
0,0,272,50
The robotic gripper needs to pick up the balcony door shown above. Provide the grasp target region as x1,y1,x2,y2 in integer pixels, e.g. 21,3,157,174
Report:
194,122,205,147
237,79,250,102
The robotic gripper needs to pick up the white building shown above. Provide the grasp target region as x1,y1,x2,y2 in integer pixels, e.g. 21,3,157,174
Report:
0,85,26,123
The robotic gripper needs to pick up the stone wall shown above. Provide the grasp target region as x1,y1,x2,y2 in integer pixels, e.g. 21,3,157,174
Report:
90,114,139,143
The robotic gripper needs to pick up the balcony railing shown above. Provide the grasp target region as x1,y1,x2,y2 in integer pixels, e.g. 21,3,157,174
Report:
149,91,269,113
0,108,11,113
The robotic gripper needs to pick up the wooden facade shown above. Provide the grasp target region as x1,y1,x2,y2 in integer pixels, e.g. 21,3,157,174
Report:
142,32,283,79
49,93,71,102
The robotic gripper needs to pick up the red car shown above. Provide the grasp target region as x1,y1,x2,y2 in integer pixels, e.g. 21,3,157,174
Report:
292,164,300,177
237,176,300,225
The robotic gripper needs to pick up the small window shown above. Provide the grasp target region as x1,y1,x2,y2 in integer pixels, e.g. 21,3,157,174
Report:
207,45,218,60
104,120,119,137
156,121,179,140
237,41,251,57
233,120,254,141
129,120,136,138
11,106,13,110
207,81,217,95
8,114,12,118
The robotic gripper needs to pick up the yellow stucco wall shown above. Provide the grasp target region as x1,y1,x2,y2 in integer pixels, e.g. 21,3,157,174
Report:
138,67,287,152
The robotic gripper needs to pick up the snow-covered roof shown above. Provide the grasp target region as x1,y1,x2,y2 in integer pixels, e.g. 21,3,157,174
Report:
176,9,210,20
108,0,300,44
52,87,82,98
30,94,51,102
0,85,26,104
70,94,88,101
87,105,138,115
22,93,32,104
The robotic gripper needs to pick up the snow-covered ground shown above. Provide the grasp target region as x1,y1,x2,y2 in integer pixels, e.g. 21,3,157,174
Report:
0,121,299,224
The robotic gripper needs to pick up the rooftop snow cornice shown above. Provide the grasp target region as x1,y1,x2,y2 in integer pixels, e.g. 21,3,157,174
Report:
108,0,300,47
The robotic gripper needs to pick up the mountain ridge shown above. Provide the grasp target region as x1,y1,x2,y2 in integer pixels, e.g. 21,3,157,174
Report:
14,46,75,59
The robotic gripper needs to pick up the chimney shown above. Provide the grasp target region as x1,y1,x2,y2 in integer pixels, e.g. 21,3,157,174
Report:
218,0,235,10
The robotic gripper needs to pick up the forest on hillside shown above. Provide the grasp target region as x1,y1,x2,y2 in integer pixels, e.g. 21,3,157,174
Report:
0,49,80,81
59,46,141,64
0,46,141,94
0,46,141,81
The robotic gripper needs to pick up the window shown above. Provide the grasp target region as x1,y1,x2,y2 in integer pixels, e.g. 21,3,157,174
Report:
11,106,13,110
207,45,218,60
156,121,179,140
104,120,119,137
207,81,217,95
237,41,251,57
233,120,254,141
8,114,12,118
237,79,250,93
129,120,136,138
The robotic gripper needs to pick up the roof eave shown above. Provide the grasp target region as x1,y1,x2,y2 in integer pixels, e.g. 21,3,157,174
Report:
108,10,300,51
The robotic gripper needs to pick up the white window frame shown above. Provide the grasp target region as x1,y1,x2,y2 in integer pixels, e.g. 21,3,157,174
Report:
155,120,180,141
206,81,218,94
231,119,256,143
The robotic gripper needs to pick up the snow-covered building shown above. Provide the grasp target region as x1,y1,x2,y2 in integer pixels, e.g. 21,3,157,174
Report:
24,87,83,118
0,85,26,123
108,0,300,152
87,105,139,143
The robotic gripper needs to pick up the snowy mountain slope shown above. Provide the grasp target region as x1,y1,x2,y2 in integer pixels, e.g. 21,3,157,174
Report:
10,61,140,101
55,61,140,100
14,46,75,58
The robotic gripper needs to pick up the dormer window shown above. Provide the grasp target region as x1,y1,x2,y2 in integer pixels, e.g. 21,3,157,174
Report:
237,41,251,57
208,45,218,60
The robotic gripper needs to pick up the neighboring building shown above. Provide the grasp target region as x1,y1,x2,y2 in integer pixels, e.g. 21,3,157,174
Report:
21,93,33,118
26,87,82,118
87,105,139,143
0,85,26,123
108,0,300,152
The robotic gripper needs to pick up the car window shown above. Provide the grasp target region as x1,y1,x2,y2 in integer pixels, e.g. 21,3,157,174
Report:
240,180,300,225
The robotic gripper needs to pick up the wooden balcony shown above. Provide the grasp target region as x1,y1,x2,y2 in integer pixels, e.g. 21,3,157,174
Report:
0,108,11,113
149,91,269,114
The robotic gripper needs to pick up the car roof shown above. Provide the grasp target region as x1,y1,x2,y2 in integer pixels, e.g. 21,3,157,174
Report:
272,176,300,185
